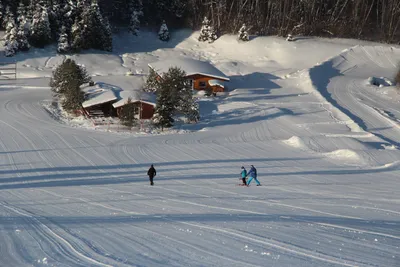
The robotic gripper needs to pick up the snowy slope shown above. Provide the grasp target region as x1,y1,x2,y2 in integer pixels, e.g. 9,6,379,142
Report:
0,30,399,267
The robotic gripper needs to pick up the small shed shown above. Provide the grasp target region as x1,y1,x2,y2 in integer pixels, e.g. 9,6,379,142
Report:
148,58,230,93
112,90,156,119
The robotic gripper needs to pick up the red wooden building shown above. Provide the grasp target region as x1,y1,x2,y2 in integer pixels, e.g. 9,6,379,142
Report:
112,90,156,119
81,82,156,119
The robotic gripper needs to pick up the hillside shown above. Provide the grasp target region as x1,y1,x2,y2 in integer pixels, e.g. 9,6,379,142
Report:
0,30,399,267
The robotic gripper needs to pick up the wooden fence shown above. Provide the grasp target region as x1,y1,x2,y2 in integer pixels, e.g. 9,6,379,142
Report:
0,62,17,79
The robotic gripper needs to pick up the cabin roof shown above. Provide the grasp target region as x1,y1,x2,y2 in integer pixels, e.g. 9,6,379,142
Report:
82,88,118,108
82,82,154,109
148,58,230,81
208,79,225,87
112,90,156,108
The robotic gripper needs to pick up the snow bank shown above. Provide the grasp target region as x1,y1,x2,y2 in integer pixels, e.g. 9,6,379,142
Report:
371,160,400,170
325,149,360,162
282,136,307,149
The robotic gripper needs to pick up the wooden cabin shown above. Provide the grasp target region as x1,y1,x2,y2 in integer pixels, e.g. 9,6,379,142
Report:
112,90,156,119
148,58,230,93
81,82,156,119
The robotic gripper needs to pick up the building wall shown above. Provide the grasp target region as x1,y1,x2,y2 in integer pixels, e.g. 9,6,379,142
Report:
185,74,227,92
139,102,155,119
116,102,155,120
211,85,224,93
84,102,117,117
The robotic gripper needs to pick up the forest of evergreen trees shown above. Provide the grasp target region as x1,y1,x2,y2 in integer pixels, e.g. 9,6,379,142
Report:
1,0,399,56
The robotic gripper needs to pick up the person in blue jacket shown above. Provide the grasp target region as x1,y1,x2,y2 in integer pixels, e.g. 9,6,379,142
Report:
247,165,261,186
240,166,247,186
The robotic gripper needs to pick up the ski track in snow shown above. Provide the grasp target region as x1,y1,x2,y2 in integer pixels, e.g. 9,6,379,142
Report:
0,201,115,267
37,185,366,267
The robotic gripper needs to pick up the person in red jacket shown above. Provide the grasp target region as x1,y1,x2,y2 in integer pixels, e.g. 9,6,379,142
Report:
147,164,156,186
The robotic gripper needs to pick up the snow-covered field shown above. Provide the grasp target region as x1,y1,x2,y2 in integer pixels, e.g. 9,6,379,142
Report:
0,30,399,266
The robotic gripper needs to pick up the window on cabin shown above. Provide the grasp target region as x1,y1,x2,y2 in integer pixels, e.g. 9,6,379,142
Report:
199,81,207,88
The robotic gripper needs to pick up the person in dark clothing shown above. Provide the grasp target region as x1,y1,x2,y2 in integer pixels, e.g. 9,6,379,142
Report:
247,165,261,186
147,164,156,185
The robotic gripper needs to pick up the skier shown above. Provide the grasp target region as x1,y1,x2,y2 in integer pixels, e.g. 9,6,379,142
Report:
240,166,247,186
147,164,156,186
247,165,261,186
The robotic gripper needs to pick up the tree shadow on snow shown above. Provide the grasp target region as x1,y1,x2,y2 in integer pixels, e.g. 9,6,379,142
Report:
184,107,299,131
0,213,398,234
0,155,397,190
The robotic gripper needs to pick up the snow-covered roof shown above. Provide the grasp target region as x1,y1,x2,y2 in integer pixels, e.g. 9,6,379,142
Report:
208,79,225,87
112,90,156,108
148,58,230,81
81,82,123,94
81,81,156,109
82,89,117,108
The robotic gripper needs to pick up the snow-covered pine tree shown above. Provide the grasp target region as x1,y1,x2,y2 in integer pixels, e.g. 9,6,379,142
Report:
70,14,84,51
50,58,92,112
48,0,63,41
3,5,13,29
158,20,170,41
17,2,29,32
60,0,75,29
208,27,218,43
16,2,30,51
3,6,14,39
79,2,93,50
198,16,210,42
129,10,140,35
186,98,200,123
4,19,18,57
57,25,70,53
128,0,143,35
89,0,112,51
29,3,52,48
119,98,137,128
152,66,199,128
70,0,90,51
153,85,175,130
73,0,112,51
198,16,217,43
16,22,30,51
0,2,3,28
177,83,199,123
153,67,190,130
102,16,113,51
145,68,160,93
237,23,249,41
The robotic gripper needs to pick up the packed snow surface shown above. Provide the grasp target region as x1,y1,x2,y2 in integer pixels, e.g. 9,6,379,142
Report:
0,30,399,267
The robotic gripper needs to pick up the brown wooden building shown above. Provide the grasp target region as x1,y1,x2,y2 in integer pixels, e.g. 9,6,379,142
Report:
148,58,230,93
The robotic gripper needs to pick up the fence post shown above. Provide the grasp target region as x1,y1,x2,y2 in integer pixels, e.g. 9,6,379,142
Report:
0,61,17,80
